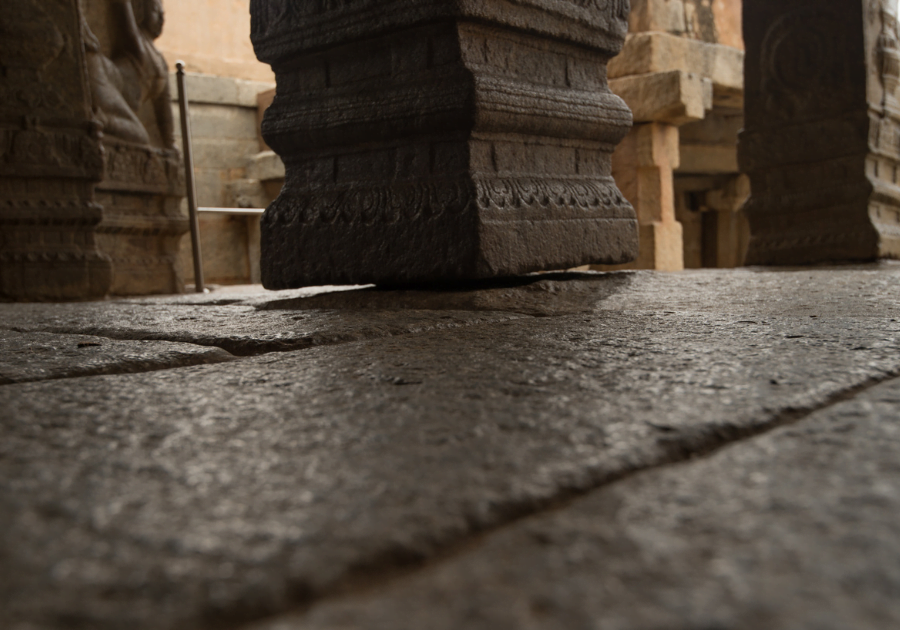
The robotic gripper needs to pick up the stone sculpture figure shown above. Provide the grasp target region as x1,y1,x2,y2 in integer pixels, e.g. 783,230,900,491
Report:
250,0,639,287
83,0,174,149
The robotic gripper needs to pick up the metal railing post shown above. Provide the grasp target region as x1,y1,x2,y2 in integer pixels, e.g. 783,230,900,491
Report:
175,61,205,293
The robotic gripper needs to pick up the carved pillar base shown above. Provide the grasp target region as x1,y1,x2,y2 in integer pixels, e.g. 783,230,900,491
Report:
740,0,900,265
0,176,112,301
251,1,638,287
94,140,187,295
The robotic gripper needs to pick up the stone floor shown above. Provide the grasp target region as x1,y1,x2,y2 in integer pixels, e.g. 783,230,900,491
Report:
2,264,900,630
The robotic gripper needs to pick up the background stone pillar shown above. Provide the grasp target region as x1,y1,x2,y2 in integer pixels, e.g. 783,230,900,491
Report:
0,0,111,300
251,0,639,287
601,0,747,271
612,123,685,271
740,0,900,264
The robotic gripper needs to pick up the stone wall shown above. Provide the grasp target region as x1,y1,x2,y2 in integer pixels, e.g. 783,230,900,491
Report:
630,0,743,49
155,0,274,82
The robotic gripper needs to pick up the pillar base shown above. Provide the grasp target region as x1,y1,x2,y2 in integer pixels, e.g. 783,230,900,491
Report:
252,2,639,287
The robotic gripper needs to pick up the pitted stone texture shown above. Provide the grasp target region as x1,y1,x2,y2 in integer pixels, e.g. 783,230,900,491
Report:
257,377,900,630
0,302,527,356
2,303,899,629
0,331,233,384
122,284,369,306
599,264,900,318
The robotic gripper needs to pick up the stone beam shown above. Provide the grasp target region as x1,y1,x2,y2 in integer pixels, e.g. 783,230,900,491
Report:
610,70,713,126
609,32,744,109
250,0,639,287
740,0,900,264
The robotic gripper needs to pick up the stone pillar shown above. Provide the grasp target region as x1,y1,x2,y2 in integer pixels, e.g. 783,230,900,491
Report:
0,0,111,300
601,0,745,270
250,0,639,288
611,123,685,271
0,0,186,300
740,0,900,264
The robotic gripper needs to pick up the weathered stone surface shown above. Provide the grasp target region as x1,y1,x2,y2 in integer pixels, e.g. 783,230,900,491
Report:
255,272,629,317
246,150,285,183
1,268,899,630
629,0,743,47
0,330,233,384
0,299,529,356
599,263,900,317
258,375,900,630
740,0,900,264
251,0,638,287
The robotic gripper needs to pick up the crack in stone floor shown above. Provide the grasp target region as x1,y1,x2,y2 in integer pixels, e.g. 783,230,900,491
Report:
2,267,899,630
223,368,900,630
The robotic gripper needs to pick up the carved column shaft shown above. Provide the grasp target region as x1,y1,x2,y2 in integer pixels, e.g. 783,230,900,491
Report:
0,0,110,300
740,0,900,264
251,0,639,287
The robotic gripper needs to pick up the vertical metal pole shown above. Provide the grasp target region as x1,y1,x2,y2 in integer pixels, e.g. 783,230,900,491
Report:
176,61,205,293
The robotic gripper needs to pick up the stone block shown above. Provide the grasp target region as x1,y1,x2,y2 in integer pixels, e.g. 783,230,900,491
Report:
609,32,744,95
740,0,900,264
610,70,712,125
679,144,740,174
180,104,259,141
629,0,741,46
190,138,264,171
178,212,257,286
251,0,638,287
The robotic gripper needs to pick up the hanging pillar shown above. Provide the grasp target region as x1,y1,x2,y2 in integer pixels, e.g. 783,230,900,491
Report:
250,0,639,287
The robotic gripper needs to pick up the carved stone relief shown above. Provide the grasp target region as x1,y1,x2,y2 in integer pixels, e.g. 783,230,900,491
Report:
0,0,112,300
81,0,175,149
740,0,900,265
80,0,186,296
759,8,852,122
252,0,638,287
0,0,186,300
